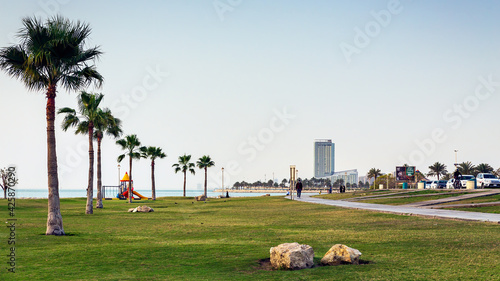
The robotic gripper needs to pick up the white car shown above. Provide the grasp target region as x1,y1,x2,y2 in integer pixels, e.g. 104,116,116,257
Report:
476,173,500,188
459,175,475,188
446,178,458,189
431,180,447,189
425,181,433,189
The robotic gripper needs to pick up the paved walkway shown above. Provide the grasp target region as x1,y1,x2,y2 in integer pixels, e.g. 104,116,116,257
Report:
293,193,500,224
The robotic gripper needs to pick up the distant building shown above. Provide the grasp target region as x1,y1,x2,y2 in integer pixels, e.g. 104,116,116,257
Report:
331,169,358,186
358,175,374,185
314,139,335,178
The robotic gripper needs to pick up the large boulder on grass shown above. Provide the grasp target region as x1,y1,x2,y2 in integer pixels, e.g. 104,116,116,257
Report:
128,206,154,213
270,242,314,270
195,195,207,201
137,206,153,212
320,244,361,265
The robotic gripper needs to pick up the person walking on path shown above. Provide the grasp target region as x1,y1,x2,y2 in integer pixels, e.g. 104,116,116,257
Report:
296,178,303,198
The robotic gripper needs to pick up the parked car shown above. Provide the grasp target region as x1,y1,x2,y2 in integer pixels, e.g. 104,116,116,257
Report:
460,175,475,188
446,178,457,189
431,180,447,189
476,173,500,188
425,181,433,189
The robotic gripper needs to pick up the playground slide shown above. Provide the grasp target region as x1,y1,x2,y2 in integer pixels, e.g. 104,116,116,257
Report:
133,190,148,199
121,190,148,199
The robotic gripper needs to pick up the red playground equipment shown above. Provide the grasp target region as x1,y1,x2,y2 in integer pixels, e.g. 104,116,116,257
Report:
118,172,148,200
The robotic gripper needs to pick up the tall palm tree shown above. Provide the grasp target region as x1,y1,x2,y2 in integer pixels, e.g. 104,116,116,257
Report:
173,154,196,197
457,161,476,175
427,162,448,181
140,146,166,200
196,155,215,197
367,168,382,188
475,163,494,176
94,112,122,208
0,16,103,234
59,92,110,214
116,135,142,203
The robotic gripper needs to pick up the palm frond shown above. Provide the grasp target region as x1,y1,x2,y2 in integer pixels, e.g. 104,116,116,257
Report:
117,154,125,163
1,16,103,94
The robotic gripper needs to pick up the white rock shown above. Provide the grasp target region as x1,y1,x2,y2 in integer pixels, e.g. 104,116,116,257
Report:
270,242,314,270
320,244,362,265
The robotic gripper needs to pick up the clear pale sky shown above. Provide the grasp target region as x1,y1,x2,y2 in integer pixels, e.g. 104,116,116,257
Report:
2,0,500,191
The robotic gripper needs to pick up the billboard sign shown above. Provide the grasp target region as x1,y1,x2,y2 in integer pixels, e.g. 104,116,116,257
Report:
396,166,416,181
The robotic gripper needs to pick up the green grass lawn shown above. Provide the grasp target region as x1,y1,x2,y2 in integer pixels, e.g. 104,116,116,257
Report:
449,205,500,214
313,189,412,200
440,193,500,205
358,193,468,205
1,196,499,280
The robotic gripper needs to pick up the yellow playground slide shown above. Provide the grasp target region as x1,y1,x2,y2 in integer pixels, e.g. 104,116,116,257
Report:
132,190,149,199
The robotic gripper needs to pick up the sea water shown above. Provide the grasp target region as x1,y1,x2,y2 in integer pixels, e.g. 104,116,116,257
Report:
15,189,285,198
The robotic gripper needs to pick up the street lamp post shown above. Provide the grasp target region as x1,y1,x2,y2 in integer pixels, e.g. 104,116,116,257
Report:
221,167,224,196
454,150,458,165
118,164,120,185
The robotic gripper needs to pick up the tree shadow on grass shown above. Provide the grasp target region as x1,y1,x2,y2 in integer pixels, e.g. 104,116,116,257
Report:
39,233,77,236
257,258,374,271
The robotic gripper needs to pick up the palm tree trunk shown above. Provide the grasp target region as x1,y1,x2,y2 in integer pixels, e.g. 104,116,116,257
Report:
45,85,65,235
128,156,133,203
204,167,207,197
86,125,94,214
151,160,156,200
96,137,103,208
183,171,186,197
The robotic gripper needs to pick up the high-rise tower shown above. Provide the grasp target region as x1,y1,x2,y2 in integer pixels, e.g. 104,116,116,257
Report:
314,139,335,178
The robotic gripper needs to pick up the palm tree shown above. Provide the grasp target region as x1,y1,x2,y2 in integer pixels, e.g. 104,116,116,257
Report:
140,146,167,200
475,163,494,176
196,155,215,197
0,16,103,234
427,162,448,180
457,161,476,175
493,168,500,178
59,92,111,214
367,168,382,188
173,154,196,197
116,135,142,203
94,112,122,208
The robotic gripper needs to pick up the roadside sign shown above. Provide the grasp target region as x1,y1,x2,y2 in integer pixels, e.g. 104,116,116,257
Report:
406,166,415,177
396,166,416,181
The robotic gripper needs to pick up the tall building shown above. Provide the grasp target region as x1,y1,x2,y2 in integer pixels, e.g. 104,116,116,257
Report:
314,139,335,178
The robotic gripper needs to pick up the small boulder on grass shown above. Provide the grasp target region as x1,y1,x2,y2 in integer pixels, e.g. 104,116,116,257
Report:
128,206,154,213
270,242,314,270
320,244,361,265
